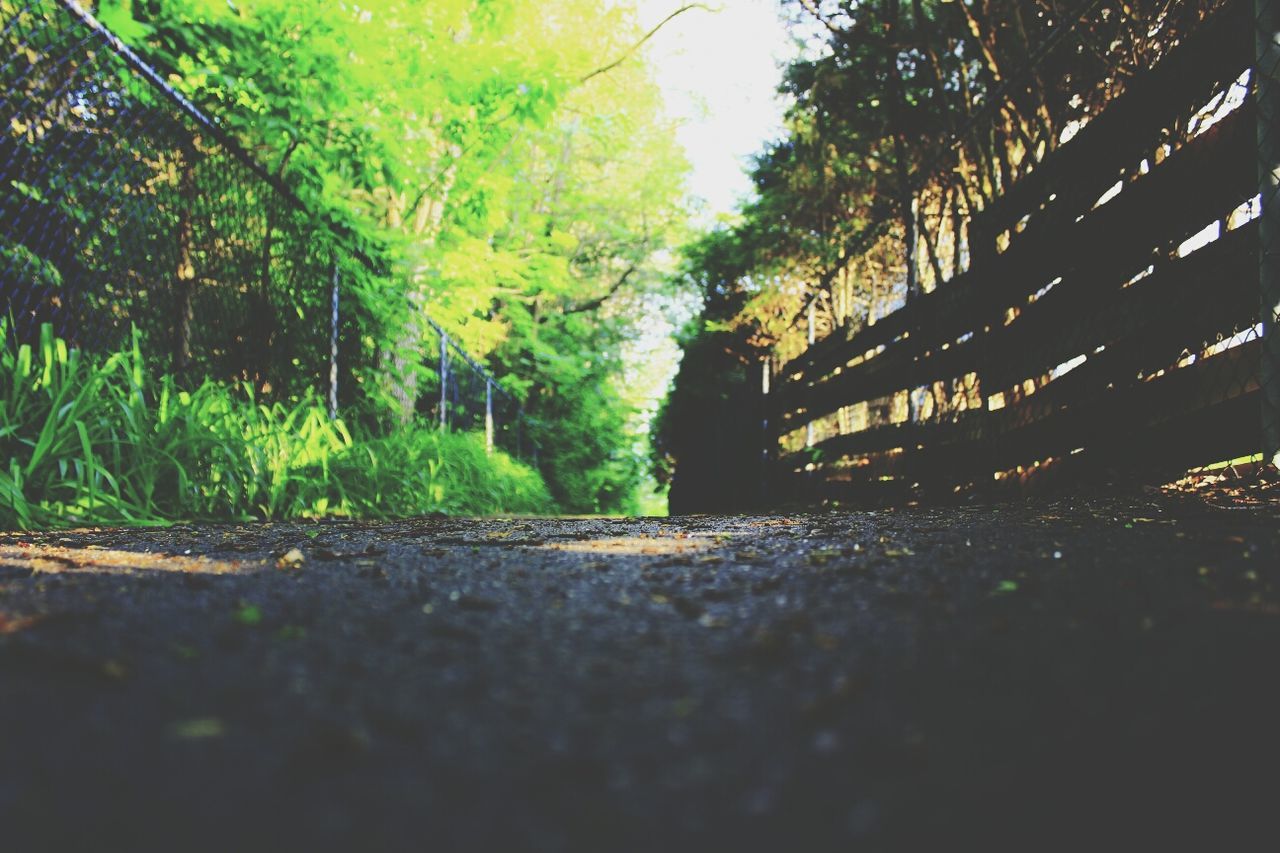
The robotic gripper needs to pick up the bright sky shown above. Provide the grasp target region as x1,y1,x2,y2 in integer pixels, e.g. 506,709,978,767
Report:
615,3,796,511
635,0,794,219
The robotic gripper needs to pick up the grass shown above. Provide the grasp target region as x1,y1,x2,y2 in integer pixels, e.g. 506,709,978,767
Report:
1,325,553,529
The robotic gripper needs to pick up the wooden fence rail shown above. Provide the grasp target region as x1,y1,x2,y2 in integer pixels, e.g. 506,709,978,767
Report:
767,1,1267,501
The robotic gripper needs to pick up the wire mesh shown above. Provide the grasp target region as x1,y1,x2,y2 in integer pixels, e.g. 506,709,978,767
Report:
765,0,1274,500
1,0,529,459
419,319,538,463
0,0,335,398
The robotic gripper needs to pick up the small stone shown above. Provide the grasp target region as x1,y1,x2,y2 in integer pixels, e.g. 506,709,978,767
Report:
813,730,841,754
277,548,305,570
456,594,498,612
101,659,129,680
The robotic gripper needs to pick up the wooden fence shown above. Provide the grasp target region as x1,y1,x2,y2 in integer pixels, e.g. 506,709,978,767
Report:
767,2,1269,502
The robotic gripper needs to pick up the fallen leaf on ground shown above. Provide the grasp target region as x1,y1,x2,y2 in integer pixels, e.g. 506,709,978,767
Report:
1210,600,1280,616
169,718,225,739
807,549,841,566
234,603,263,625
0,613,45,635
101,659,129,680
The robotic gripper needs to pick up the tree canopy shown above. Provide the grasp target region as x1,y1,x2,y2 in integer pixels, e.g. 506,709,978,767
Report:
654,0,1226,509
99,0,692,513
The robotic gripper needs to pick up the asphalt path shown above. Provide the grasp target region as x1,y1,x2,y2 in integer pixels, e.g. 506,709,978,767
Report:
1,493,1277,851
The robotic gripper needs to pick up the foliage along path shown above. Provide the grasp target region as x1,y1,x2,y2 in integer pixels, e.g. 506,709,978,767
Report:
1,489,1278,851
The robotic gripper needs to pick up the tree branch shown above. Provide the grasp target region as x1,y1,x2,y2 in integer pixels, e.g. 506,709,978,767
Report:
557,264,638,317
796,0,843,38
580,4,714,84
274,136,301,177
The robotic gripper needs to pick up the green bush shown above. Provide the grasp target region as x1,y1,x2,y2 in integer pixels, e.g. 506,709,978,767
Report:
1,233,63,292
0,325,553,529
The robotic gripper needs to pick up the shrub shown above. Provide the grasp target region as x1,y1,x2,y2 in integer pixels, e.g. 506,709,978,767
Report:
0,325,552,529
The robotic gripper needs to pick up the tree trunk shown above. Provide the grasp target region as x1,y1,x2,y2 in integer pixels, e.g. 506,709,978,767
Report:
883,0,917,304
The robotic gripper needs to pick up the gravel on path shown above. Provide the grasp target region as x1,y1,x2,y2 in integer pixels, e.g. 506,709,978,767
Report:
1,493,1278,851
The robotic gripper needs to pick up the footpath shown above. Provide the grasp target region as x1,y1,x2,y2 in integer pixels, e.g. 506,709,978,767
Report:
1,490,1277,851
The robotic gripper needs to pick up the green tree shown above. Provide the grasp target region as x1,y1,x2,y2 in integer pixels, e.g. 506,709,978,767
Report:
100,0,691,512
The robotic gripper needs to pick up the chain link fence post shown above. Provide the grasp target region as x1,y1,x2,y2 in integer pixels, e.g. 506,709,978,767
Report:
438,330,450,431
484,379,494,453
328,259,340,420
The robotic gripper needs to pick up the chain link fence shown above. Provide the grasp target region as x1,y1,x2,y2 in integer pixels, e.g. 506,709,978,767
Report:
420,319,539,463
766,0,1277,501
1,0,335,399
1,0,534,459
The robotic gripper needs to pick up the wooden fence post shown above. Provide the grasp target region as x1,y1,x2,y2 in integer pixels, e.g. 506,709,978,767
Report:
1259,0,1280,469
761,356,772,503
806,300,816,448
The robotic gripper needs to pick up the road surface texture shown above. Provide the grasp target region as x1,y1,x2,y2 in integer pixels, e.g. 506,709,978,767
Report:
1,487,1278,852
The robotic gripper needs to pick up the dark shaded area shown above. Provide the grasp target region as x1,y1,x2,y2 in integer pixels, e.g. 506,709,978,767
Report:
1,491,1277,851
653,328,766,514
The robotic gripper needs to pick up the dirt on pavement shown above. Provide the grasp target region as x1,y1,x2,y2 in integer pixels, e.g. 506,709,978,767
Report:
1,490,1278,851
